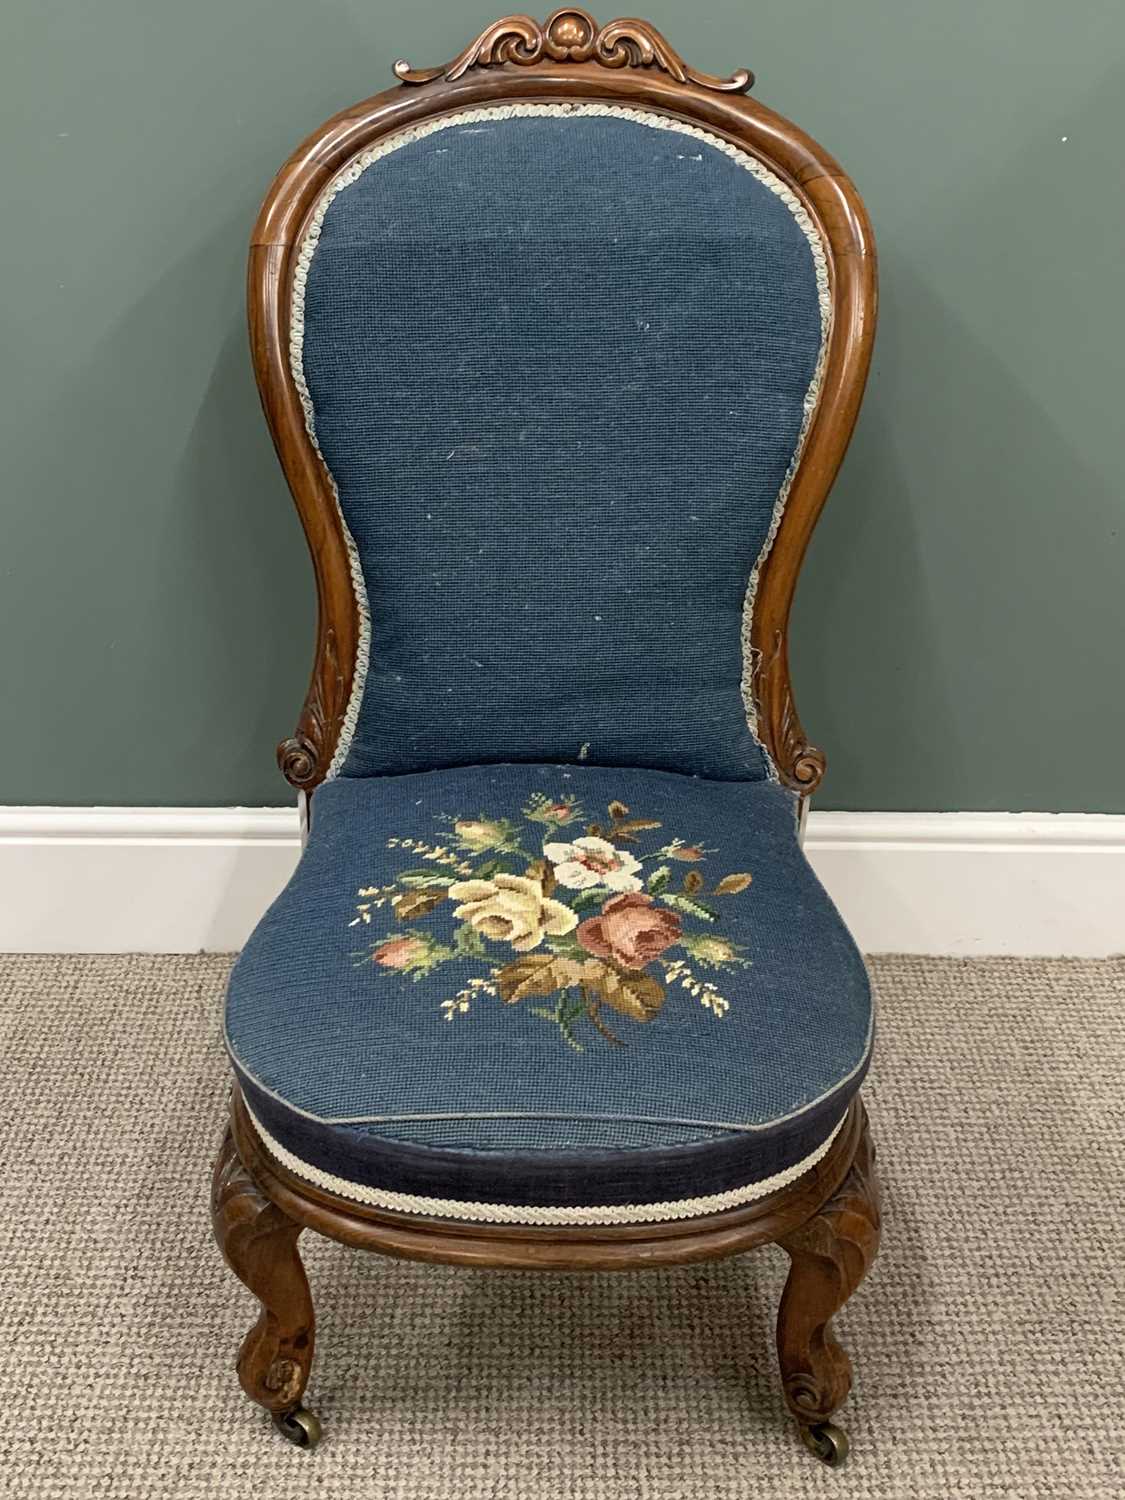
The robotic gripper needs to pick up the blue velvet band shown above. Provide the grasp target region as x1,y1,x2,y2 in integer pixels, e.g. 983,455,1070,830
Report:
237,1073,858,1210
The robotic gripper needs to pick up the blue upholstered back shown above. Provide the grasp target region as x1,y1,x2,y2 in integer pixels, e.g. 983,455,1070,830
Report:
296,105,826,781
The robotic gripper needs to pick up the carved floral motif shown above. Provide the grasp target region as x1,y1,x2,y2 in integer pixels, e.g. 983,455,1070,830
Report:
394,9,753,93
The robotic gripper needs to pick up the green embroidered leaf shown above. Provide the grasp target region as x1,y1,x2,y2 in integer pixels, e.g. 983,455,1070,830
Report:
661,893,720,923
453,921,485,956
545,931,584,957
581,961,665,1022
568,887,605,912
529,1000,586,1052
494,954,582,1004
646,865,671,895
397,870,457,889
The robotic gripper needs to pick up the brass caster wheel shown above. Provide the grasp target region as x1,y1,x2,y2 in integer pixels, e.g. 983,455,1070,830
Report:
799,1421,849,1467
272,1405,322,1449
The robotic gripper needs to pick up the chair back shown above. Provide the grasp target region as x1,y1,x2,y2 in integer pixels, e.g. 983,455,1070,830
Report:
250,11,876,797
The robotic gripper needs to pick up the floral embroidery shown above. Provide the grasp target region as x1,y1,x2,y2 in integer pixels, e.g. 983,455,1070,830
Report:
445,817,523,854
522,791,584,827
450,873,578,953
543,836,643,892
576,892,681,968
351,797,753,1052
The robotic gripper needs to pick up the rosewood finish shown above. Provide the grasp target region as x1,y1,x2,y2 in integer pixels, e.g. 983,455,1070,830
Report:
222,8,881,1465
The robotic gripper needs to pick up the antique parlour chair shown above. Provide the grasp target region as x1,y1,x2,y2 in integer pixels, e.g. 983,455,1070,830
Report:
212,7,879,1468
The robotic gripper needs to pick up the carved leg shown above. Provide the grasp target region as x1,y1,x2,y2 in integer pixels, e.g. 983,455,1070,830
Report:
776,1105,881,1465
211,1126,320,1446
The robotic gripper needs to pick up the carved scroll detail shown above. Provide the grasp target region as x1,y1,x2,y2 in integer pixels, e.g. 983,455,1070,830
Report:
394,9,753,93
277,625,346,790
211,1127,316,1415
777,687,827,793
753,631,827,795
776,1108,881,1426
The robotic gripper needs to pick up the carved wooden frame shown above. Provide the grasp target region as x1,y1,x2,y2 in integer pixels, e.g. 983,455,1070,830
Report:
249,6,877,797
213,1087,881,1454
228,9,881,1461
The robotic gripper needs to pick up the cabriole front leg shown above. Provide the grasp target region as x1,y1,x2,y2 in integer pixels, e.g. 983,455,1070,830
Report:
211,1126,321,1447
776,1105,881,1466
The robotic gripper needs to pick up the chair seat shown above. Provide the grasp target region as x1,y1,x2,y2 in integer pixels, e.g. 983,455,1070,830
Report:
225,764,872,1226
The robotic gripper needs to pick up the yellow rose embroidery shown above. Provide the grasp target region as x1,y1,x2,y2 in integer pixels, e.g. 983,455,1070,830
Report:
449,873,578,953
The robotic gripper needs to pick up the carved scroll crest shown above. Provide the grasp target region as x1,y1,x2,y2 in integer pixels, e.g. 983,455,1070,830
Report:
394,9,753,93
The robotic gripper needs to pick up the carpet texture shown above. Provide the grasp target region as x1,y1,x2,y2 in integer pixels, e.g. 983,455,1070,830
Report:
1,953,1123,1499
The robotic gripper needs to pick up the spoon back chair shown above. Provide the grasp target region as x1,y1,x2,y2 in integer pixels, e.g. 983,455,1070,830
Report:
212,7,880,1468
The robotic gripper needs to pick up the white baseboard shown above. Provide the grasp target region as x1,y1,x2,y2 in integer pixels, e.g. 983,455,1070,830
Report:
0,806,1121,957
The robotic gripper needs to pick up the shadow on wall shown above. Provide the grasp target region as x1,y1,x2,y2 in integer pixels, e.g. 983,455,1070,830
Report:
795,76,1124,811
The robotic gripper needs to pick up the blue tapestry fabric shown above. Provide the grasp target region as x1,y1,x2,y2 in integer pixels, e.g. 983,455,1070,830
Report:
225,764,872,1217
297,105,825,781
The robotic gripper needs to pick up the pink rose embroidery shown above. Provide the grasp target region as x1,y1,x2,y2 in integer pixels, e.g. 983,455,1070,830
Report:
577,892,683,972
372,935,427,969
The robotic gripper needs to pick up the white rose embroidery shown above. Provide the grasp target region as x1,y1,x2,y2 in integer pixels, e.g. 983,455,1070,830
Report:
542,836,644,893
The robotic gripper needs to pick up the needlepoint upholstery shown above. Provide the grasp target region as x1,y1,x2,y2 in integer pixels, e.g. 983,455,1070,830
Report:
225,764,872,1225
293,103,828,782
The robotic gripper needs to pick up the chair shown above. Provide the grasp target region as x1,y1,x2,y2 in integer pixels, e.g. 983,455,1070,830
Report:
212,8,880,1467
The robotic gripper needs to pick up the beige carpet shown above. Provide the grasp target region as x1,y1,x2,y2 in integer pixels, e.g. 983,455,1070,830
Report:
1,954,1123,1499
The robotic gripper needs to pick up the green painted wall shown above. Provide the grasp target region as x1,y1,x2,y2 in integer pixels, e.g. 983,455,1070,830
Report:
2,2,1122,810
